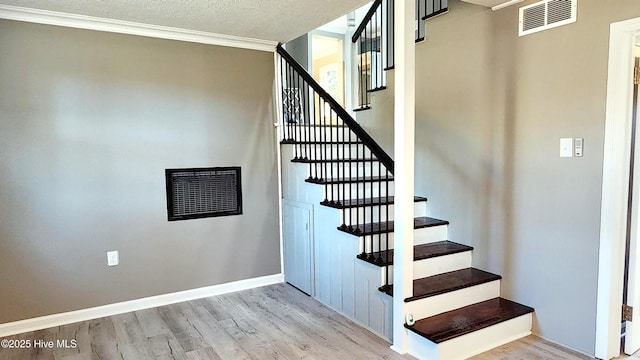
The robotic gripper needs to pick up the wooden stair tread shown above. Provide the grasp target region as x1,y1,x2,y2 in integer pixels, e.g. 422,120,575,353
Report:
338,216,448,236
322,196,427,209
358,241,472,267
382,268,500,300
410,268,501,301
405,298,534,343
306,176,392,185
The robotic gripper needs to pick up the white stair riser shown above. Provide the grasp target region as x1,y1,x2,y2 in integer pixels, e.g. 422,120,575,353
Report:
415,224,448,246
322,182,394,201
282,126,354,142
387,251,472,284
289,144,374,160
358,225,449,253
339,202,427,227
306,162,391,179
405,280,501,320
407,313,533,360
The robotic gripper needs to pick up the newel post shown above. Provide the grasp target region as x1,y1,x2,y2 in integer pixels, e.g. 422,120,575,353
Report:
391,0,416,354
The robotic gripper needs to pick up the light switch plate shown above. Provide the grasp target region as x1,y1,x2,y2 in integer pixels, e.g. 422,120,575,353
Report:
107,250,119,266
560,138,573,157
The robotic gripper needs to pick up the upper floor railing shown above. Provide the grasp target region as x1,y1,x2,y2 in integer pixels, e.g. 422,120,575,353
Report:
352,0,448,110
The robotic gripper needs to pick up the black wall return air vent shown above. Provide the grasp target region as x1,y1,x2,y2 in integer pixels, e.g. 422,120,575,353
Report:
165,167,242,221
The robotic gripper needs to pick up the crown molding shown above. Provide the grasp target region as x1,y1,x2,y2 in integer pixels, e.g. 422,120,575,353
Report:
0,4,278,52
491,0,524,11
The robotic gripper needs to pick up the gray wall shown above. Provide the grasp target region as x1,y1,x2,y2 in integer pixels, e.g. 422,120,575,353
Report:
285,34,310,70
356,0,640,355
0,20,280,323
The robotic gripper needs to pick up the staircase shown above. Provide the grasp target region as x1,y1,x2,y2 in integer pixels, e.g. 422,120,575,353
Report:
277,1,534,358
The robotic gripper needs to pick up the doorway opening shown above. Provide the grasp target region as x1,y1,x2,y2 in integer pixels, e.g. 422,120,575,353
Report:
312,34,345,125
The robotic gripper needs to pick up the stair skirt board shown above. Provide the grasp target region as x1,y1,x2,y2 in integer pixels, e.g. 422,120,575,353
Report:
407,313,532,360
387,251,473,285
405,280,501,320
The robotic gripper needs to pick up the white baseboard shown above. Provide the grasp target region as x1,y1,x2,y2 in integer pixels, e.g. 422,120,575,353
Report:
0,273,284,337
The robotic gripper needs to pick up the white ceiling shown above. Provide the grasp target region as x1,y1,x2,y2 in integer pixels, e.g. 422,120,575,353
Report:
0,0,372,43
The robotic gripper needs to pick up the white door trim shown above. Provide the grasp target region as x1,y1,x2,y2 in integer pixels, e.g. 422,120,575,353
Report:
596,17,640,360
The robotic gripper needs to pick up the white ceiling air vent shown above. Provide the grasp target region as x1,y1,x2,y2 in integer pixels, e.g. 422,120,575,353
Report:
519,0,577,36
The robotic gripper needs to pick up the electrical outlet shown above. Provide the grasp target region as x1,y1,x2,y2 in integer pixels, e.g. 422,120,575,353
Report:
107,250,119,267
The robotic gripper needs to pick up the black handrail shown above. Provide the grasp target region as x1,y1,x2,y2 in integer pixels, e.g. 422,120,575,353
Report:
352,0,383,43
276,44,394,174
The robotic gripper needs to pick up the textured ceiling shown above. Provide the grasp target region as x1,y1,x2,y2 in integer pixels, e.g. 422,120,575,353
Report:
0,0,372,42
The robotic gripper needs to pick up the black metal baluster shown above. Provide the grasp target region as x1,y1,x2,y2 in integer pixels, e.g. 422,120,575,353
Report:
318,96,323,182
282,57,288,141
378,7,383,83
340,124,347,230
358,135,365,257
298,73,305,157
417,0,423,42
367,20,372,101
384,170,391,289
287,63,293,142
307,84,312,178
322,99,330,203
363,27,368,106
295,72,302,159
310,91,322,182
359,38,365,108
390,0,395,69
355,138,362,237
373,9,378,90
377,156,383,264
328,109,334,204
280,56,286,142
348,127,354,233
304,79,310,161
336,113,342,207
362,145,376,262
380,1,385,74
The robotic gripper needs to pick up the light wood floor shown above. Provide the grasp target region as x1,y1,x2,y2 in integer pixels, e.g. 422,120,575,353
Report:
0,283,598,360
